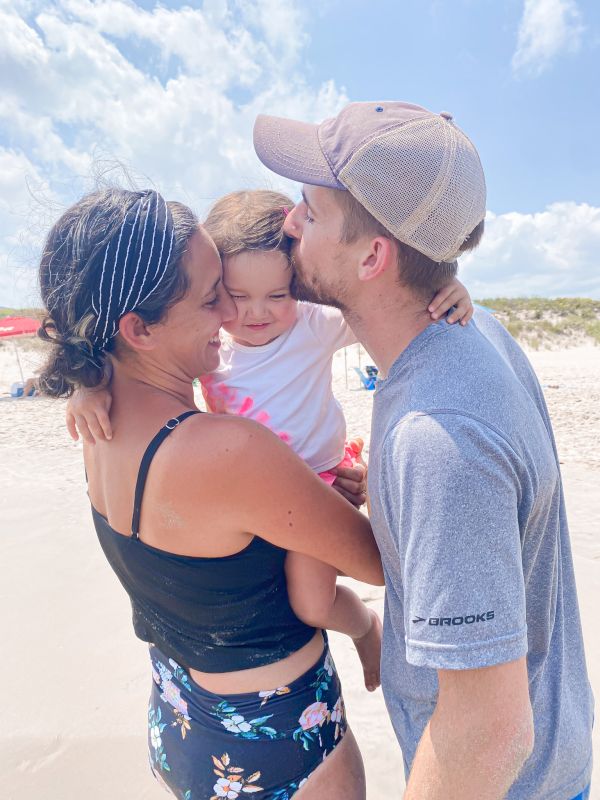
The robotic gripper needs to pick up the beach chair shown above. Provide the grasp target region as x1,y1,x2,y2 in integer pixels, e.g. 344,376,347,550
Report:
353,366,378,390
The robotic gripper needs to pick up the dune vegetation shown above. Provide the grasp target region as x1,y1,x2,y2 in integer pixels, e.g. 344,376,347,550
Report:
476,298,600,348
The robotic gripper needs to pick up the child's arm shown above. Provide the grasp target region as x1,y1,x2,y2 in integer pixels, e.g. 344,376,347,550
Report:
285,553,339,631
428,277,474,326
66,371,114,444
285,551,381,691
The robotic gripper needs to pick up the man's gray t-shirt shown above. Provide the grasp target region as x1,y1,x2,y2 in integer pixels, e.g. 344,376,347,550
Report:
368,309,593,799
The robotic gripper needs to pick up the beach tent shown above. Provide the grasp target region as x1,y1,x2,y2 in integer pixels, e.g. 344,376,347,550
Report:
0,316,41,388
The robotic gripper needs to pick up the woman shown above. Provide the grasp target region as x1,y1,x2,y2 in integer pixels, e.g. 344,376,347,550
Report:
38,187,383,799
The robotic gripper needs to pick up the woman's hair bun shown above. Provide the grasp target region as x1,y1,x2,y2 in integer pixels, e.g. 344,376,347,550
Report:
37,314,106,398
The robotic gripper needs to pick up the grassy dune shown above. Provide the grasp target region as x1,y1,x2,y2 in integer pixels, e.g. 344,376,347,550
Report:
477,298,600,349
0,307,43,319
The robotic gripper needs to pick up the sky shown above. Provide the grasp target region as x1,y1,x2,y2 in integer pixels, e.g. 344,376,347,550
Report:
1,0,599,306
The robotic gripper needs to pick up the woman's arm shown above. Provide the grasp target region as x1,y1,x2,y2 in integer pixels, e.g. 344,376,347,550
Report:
182,416,384,586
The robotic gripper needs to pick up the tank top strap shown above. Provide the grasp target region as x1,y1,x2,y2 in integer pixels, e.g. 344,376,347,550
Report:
131,410,201,538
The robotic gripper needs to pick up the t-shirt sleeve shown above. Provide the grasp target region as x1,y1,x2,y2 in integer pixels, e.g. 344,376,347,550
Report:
304,304,357,351
380,411,529,670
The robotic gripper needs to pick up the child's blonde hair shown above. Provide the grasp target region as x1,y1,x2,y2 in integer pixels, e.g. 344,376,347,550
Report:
204,190,293,258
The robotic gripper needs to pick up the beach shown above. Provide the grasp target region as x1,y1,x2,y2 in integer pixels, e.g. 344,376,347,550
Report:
1,338,598,798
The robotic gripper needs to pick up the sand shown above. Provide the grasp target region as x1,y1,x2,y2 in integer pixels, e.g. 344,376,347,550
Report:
1,337,598,798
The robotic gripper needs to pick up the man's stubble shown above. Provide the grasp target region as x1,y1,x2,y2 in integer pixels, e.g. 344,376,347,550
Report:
289,244,350,314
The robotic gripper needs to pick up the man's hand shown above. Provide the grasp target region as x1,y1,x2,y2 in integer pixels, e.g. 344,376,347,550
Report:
331,437,367,508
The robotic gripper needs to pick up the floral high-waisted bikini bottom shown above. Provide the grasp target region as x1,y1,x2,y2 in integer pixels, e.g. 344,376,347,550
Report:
147,637,347,800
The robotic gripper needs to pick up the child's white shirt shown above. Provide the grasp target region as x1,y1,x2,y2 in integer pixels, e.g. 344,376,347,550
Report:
201,303,357,473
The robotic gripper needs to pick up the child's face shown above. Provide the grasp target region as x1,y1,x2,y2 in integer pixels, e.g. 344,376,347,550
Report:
222,250,298,346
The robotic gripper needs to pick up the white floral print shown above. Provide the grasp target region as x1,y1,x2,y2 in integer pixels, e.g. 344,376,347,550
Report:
214,776,243,798
221,714,253,734
330,697,343,724
150,724,162,750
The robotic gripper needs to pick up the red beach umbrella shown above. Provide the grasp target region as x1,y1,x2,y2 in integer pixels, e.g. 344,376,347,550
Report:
0,316,40,338
0,316,41,390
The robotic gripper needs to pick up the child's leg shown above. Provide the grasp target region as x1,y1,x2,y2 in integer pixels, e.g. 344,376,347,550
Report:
285,551,382,691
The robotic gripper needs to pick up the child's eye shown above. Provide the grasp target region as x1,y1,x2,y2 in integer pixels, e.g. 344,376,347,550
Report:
230,295,246,300
270,293,289,300
305,212,314,224
204,296,219,307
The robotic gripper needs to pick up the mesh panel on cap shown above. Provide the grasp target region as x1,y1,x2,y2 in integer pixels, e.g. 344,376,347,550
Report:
338,116,485,262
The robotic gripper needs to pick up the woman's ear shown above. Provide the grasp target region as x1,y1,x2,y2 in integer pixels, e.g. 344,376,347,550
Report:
118,312,155,351
357,236,396,282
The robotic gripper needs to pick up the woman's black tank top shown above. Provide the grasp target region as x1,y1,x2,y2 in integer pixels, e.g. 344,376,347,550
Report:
91,411,315,672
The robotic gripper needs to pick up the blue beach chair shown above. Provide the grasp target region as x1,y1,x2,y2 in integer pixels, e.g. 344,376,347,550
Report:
353,366,378,390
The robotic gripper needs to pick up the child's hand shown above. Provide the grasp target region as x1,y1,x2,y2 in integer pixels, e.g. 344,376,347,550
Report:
331,438,367,508
428,278,474,326
66,385,113,444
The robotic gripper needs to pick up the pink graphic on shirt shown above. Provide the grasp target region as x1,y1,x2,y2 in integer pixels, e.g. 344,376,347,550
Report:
200,375,292,444
238,396,253,415
318,443,357,485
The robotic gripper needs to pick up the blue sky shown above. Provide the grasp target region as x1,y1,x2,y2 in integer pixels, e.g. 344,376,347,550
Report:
1,0,599,305
304,0,600,214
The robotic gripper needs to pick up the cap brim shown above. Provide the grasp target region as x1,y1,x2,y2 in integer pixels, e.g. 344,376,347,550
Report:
253,114,344,189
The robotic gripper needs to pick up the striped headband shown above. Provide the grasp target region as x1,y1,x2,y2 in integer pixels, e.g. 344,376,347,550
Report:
91,190,175,351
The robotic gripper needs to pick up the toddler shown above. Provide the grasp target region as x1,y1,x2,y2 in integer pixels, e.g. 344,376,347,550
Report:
67,189,474,691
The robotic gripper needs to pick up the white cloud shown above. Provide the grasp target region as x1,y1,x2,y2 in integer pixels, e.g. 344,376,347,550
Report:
0,1,597,307
460,203,600,299
0,147,62,307
512,0,584,77
0,0,347,306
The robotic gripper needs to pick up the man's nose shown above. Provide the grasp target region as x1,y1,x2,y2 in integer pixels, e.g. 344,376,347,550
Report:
283,205,301,239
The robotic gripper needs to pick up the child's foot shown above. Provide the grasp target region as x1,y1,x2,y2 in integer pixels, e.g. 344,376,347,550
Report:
353,609,382,692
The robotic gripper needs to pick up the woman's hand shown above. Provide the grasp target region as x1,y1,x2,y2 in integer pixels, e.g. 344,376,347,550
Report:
66,385,113,444
428,278,474,326
331,438,367,508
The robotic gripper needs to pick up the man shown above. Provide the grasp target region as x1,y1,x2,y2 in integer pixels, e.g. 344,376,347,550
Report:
253,102,593,799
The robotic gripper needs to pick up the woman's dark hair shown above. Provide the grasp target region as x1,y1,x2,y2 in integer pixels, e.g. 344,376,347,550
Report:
38,188,198,397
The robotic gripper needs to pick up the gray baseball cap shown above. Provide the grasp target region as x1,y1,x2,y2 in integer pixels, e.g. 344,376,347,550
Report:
253,101,486,262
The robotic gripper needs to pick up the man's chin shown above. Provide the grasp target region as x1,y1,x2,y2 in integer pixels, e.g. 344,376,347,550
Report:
290,271,315,302
290,260,342,309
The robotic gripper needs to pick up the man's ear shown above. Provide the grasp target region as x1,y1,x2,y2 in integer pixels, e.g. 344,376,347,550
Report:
118,312,155,351
357,236,396,282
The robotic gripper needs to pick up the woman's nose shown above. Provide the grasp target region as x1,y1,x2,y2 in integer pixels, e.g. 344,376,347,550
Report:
220,290,237,323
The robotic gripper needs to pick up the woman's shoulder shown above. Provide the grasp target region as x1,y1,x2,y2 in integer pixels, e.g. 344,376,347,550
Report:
162,411,281,473
148,412,298,529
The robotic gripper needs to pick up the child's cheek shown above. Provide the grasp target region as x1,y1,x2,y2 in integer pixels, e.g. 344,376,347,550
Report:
282,300,299,327
222,319,240,336
221,301,243,334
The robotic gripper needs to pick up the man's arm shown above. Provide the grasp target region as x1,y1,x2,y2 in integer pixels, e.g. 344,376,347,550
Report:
405,658,534,799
